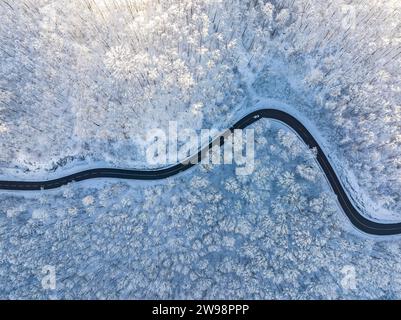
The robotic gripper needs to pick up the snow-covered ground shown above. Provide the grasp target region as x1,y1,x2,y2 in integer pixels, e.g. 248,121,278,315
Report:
1,121,401,299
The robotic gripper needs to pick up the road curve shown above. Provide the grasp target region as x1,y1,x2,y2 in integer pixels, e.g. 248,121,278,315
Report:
0,109,400,235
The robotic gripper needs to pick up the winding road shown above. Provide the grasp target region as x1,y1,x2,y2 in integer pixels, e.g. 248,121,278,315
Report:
0,109,400,236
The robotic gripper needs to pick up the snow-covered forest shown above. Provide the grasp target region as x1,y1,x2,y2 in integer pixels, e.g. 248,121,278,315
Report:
0,0,401,299
0,0,400,216
1,120,401,299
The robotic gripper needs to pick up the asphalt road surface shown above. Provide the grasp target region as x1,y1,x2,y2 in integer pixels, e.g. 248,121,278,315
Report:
0,109,400,236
